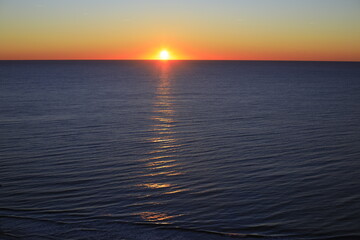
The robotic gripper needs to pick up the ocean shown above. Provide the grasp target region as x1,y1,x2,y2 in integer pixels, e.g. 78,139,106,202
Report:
1,60,360,240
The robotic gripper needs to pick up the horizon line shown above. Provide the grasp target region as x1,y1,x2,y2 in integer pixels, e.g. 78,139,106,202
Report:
0,59,359,63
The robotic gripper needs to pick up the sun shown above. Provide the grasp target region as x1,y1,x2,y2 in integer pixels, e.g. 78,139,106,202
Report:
159,50,170,60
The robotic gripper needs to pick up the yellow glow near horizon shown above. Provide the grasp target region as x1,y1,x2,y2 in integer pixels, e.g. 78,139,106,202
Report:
0,1,359,61
159,50,170,60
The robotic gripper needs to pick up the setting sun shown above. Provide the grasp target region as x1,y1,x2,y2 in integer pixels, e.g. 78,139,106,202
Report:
159,50,170,60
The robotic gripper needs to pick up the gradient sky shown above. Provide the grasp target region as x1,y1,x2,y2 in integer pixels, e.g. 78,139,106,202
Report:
0,0,359,61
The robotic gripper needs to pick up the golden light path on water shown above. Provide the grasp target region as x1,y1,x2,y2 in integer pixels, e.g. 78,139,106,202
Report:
135,61,185,223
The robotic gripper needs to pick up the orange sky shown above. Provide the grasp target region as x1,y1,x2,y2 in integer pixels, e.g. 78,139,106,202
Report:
0,0,359,61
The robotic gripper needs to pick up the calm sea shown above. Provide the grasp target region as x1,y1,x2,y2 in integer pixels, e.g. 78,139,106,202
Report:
1,61,360,240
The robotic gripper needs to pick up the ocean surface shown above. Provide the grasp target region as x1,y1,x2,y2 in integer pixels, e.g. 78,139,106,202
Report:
1,60,360,240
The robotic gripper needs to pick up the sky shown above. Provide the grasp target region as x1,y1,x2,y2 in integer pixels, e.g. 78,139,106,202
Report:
0,0,359,61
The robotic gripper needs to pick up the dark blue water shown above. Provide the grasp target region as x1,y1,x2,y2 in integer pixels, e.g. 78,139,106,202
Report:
1,61,360,240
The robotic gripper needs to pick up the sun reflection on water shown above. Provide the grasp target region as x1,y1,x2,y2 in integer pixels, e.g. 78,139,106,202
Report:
135,62,186,224
145,159,176,167
136,211,182,223
137,183,172,189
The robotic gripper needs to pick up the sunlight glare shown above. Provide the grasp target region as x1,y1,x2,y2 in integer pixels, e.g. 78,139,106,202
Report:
159,50,170,60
